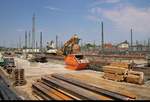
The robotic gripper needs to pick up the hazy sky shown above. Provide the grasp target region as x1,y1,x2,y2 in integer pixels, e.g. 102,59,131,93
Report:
0,0,150,47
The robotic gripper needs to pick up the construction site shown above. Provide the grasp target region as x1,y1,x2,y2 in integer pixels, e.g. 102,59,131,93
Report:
0,0,150,100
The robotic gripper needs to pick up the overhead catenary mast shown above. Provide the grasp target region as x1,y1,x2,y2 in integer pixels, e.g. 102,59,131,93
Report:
56,35,58,49
28,31,31,48
25,31,27,48
40,32,43,52
32,13,36,49
36,41,38,50
101,21,104,54
19,36,21,49
131,28,133,52
148,38,150,51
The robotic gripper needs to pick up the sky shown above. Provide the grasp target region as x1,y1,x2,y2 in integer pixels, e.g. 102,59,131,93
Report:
0,0,150,47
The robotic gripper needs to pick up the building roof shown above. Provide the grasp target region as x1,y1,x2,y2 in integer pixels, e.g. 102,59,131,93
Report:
117,40,129,46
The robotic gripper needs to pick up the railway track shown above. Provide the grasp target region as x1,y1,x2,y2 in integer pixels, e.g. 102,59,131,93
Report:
45,54,146,61
85,54,146,60
45,54,147,71
46,55,64,61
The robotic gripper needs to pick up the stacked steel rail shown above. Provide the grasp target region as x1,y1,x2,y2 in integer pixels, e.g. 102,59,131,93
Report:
0,75,21,100
32,74,136,100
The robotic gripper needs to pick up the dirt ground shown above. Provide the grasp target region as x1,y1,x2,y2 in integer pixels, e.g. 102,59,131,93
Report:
13,57,82,100
11,57,150,100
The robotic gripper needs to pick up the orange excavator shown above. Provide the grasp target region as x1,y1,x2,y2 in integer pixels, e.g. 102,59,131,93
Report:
57,34,89,70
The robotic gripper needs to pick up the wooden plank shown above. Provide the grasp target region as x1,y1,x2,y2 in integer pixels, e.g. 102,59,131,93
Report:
81,72,150,90
110,62,129,69
103,66,128,75
103,73,125,81
42,76,112,100
126,74,140,84
127,71,144,85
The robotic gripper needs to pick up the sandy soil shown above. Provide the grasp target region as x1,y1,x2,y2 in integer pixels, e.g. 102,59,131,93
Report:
13,57,79,100
10,57,150,100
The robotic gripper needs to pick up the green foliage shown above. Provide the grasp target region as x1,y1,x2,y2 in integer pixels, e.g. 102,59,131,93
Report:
81,43,97,51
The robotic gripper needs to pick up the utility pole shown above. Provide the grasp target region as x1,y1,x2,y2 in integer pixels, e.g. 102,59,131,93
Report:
56,35,58,49
16,41,19,49
148,38,150,51
136,40,139,45
25,31,27,49
19,36,21,49
130,28,133,52
144,40,146,46
40,32,43,52
61,41,63,49
36,41,38,52
94,40,96,51
101,21,104,55
81,39,83,50
28,31,31,48
32,13,35,49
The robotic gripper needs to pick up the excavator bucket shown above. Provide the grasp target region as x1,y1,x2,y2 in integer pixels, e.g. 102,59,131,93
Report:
64,54,89,70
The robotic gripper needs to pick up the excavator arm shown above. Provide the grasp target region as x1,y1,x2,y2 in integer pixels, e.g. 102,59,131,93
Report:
58,34,80,56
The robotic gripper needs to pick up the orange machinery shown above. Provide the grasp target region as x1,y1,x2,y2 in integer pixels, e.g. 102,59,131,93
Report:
65,54,89,70
58,34,89,70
